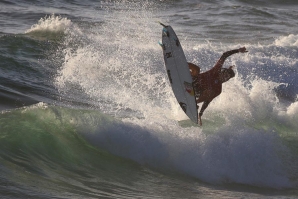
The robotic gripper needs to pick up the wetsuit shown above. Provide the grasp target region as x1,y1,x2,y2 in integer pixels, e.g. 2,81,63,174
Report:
189,49,240,117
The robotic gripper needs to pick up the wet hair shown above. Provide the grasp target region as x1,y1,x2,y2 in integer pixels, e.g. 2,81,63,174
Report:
226,68,235,78
221,67,235,78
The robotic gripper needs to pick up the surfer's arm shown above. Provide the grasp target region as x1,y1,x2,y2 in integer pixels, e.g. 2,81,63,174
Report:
213,47,247,70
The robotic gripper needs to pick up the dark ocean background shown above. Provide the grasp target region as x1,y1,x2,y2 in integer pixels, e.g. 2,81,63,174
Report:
0,0,298,198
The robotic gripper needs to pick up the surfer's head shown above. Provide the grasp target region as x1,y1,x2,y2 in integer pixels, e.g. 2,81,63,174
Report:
220,66,235,82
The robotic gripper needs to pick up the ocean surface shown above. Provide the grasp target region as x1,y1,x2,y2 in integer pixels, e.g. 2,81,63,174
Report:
1,0,298,198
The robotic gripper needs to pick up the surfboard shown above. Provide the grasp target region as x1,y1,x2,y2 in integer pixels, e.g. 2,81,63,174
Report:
159,23,198,124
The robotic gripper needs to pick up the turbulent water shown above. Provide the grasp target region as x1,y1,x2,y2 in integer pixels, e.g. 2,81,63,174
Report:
1,0,298,198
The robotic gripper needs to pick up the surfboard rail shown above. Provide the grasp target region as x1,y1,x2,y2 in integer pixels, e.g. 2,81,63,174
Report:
160,24,198,124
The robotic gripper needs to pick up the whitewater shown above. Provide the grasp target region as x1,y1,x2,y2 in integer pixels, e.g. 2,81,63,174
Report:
0,0,298,198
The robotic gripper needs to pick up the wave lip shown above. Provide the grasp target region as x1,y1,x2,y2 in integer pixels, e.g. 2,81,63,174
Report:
274,34,298,47
25,14,72,34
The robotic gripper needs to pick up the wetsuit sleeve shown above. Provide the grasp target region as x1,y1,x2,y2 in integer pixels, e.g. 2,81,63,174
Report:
213,49,240,71
199,101,211,117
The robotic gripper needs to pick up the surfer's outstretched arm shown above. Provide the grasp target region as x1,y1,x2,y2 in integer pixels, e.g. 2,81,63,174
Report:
213,47,247,70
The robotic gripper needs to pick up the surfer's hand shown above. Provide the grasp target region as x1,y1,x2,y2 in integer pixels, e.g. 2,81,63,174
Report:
239,47,248,53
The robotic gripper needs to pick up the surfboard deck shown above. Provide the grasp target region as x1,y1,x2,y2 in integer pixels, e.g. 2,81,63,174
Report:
160,23,198,124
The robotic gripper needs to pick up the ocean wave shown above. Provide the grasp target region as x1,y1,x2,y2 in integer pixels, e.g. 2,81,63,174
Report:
25,14,72,34
1,0,298,197
0,103,297,189
0,103,151,198
275,34,298,47
0,103,294,191
47,15,298,187
23,14,84,42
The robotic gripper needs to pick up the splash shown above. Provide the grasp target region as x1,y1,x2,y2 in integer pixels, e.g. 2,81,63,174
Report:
25,14,73,34
48,0,298,189
24,14,82,41
286,100,298,117
275,34,298,47
54,0,175,119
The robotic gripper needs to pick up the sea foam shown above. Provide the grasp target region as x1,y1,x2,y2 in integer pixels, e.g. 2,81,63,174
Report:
275,34,298,47
25,14,73,34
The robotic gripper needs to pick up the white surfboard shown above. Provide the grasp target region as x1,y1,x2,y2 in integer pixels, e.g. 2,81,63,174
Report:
159,23,198,124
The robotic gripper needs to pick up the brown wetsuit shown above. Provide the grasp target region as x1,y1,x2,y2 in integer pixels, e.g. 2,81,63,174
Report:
188,49,240,117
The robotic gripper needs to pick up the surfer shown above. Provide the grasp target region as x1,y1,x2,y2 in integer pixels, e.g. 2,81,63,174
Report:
188,47,248,125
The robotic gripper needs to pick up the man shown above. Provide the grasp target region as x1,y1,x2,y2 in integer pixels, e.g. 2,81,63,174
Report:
188,47,247,125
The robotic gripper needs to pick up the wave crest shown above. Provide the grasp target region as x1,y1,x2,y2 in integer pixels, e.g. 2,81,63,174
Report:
274,34,298,47
25,14,72,34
